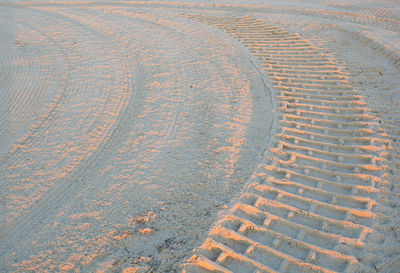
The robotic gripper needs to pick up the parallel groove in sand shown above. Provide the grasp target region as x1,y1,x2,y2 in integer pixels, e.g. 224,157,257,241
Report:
182,14,390,273
0,7,133,252
0,21,64,156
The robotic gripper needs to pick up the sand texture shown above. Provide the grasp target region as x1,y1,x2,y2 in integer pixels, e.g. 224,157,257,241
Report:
0,1,399,273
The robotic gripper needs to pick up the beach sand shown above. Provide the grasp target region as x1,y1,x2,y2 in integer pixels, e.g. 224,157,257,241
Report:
0,1,399,272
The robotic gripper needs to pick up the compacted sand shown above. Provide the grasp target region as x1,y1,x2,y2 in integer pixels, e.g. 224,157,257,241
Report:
0,1,399,272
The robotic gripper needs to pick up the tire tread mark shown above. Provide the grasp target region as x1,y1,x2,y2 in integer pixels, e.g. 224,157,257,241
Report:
182,14,390,273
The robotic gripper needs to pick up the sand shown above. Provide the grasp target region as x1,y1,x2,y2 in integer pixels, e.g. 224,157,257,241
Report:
0,1,399,273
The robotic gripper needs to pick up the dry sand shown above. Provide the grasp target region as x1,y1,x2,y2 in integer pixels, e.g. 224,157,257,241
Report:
0,1,399,272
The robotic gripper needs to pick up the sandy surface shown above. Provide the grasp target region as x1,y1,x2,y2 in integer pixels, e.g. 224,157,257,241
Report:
0,1,399,273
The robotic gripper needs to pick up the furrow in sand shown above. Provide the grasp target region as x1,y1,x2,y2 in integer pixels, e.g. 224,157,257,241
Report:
0,7,133,259
278,96,367,107
277,131,379,154
278,103,367,114
182,14,392,273
0,19,64,155
266,166,378,197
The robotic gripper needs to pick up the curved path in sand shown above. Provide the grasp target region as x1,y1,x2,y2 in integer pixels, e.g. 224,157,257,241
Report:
0,1,399,273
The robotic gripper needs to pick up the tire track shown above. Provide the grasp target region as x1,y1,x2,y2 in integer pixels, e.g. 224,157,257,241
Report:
1,3,398,272
0,15,66,157
301,22,400,272
317,2,400,23
1,5,276,272
8,1,400,32
182,14,393,273
0,5,133,259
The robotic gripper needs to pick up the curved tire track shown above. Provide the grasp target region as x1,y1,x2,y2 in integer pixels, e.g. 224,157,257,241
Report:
8,1,400,32
182,14,394,273
1,2,398,272
0,5,133,262
0,4,275,272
